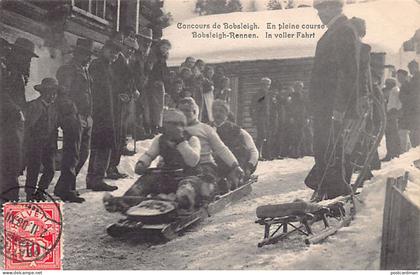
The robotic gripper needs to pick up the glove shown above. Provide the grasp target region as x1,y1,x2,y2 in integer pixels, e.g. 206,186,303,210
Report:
244,162,255,178
229,163,244,181
135,161,148,175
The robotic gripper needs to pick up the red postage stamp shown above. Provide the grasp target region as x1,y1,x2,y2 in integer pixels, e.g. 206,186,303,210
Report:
3,202,62,270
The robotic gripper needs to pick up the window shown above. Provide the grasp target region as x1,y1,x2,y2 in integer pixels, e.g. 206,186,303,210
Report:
71,0,116,25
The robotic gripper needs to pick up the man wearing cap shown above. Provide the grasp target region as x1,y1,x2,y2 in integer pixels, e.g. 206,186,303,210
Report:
178,97,244,195
86,40,121,192
305,0,361,200
212,99,258,190
24,78,59,201
106,34,140,180
125,109,203,210
54,38,95,202
0,37,38,202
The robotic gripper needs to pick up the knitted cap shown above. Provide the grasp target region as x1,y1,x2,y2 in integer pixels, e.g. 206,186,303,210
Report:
163,108,187,125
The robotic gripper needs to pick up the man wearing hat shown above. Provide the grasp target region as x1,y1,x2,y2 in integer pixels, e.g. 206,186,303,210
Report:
54,38,95,203
305,0,361,200
212,99,258,191
86,40,121,192
106,33,140,180
24,78,59,201
134,27,154,138
0,37,38,203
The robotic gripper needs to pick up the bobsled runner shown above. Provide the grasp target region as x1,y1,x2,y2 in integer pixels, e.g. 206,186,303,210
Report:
104,169,258,242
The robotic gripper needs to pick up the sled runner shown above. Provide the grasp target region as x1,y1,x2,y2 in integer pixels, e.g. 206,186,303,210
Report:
255,199,352,247
105,173,258,241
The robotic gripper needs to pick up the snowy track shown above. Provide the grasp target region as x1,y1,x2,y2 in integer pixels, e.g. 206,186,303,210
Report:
1,140,419,270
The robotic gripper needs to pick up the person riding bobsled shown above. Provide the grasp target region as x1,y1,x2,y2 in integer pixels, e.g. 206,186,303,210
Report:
177,97,244,195
105,108,216,212
211,99,258,190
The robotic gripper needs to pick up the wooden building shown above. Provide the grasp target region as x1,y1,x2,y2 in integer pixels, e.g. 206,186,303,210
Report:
0,0,165,100
164,1,420,138
211,58,313,138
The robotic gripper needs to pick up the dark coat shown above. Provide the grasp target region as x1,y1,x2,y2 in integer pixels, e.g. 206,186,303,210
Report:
1,58,23,126
56,58,92,119
148,50,170,93
400,72,420,130
250,89,270,124
309,15,360,119
24,98,58,144
89,57,116,149
133,50,153,93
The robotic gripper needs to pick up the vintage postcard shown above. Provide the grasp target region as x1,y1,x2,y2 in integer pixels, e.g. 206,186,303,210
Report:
0,0,419,271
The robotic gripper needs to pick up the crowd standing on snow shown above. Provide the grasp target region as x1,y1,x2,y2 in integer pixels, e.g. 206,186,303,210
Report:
1,0,419,207
0,27,256,207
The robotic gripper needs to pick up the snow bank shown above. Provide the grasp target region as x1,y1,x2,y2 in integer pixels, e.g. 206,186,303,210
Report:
164,0,420,65
286,146,420,269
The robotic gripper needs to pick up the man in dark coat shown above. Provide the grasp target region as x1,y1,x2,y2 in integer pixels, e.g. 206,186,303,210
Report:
134,28,154,139
24,78,58,201
305,0,361,200
86,40,121,192
285,84,306,158
147,39,171,135
250,77,272,160
54,38,94,203
0,37,38,203
106,35,139,180
404,60,420,147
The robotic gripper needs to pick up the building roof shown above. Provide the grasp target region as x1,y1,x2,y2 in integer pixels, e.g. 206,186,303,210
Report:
164,0,420,65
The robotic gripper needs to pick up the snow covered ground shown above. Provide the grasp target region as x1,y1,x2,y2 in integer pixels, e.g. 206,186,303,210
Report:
1,140,419,270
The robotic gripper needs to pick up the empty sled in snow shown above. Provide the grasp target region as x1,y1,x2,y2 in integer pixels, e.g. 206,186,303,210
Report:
255,199,351,247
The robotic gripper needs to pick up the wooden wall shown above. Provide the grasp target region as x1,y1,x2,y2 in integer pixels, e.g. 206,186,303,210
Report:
380,173,420,270
220,58,314,138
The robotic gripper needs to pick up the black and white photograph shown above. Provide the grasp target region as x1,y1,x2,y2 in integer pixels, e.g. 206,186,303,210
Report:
0,0,419,271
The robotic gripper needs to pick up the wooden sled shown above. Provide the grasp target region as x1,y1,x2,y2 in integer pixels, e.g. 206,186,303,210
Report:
106,175,258,241
255,200,350,247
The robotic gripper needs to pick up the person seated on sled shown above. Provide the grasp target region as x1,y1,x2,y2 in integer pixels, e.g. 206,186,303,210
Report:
124,109,202,205
177,97,244,195
211,99,258,189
